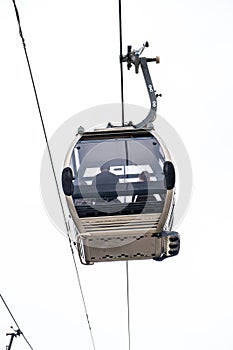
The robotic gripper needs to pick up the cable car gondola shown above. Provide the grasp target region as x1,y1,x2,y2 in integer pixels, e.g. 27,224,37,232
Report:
62,42,180,264
9,3,182,350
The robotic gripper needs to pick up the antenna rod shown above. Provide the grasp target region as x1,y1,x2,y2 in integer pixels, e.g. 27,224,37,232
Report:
118,0,125,126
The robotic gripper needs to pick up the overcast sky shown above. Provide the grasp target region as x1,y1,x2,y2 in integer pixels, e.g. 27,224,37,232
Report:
1,0,233,349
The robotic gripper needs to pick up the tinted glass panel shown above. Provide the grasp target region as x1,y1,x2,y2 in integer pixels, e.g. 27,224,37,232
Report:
70,135,166,217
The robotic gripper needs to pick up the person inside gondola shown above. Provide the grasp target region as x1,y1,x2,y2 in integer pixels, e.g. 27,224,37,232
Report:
75,180,94,206
93,162,119,202
132,170,155,202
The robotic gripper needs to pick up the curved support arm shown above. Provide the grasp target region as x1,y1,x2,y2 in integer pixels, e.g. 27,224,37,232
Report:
122,43,161,129
135,57,157,129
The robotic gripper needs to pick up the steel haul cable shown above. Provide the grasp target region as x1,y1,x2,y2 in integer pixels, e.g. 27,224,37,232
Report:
118,0,125,126
11,1,131,349
126,261,131,350
118,2,132,349
10,1,96,349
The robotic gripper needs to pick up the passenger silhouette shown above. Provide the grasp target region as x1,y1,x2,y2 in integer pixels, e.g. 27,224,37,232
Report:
93,162,119,201
133,171,154,202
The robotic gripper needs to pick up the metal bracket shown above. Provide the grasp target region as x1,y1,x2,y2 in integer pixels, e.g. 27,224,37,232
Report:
122,42,161,129
76,126,85,135
6,328,22,350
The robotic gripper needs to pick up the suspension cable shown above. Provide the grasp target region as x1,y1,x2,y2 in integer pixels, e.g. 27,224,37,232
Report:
119,3,131,348
126,261,131,350
10,2,96,349
0,293,34,350
66,222,96,350
11,0,67,233
118,0,125,126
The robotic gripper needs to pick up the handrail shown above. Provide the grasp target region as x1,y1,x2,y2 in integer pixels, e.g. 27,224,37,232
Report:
72,181,166,199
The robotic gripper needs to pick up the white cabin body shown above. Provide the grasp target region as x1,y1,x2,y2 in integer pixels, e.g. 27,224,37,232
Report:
62,126,179,264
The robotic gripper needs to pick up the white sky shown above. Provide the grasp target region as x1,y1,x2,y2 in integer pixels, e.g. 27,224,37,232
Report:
1,0,233,349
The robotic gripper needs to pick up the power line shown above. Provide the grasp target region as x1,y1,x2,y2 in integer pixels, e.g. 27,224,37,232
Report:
66,223,96,350
10,1,96,349
126,262,131,350
119,4,132,344
0,293,34,350
118,0,125,126
118,4,132,347
11,0,68,238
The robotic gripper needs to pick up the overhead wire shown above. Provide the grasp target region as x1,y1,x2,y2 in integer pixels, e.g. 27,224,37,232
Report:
118,0,125,126
10,1,96,349
0,293,34,350
126,261,131,350
66,222,96,350
118,2,132,349
11,1,131,349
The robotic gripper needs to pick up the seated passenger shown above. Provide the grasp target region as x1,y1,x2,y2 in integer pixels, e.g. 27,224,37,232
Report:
93,162,119,202
133,171,155,202
74,180,90,206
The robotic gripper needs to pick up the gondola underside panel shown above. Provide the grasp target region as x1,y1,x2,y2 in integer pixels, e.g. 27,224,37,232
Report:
77,213,167,262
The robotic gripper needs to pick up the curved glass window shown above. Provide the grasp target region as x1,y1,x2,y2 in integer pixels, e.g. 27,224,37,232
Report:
70,133,167,217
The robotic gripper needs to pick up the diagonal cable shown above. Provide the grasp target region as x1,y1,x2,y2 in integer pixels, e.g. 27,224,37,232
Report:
10,1,96,349
0,293,34,350
66,223,96,350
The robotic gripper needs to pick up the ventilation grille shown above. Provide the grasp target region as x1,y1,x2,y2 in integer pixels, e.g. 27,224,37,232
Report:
80,213,161,235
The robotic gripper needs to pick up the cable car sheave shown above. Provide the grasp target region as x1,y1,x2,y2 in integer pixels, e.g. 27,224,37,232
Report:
62,45,180,264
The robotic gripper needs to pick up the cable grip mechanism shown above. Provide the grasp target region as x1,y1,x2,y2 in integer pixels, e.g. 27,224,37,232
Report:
122,41,160,73
121,41,161,129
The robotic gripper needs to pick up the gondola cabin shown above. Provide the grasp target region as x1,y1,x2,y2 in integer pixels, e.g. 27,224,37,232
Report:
62,126,180,264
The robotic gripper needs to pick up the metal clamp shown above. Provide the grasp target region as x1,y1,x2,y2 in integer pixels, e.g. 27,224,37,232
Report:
122,42,161,129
